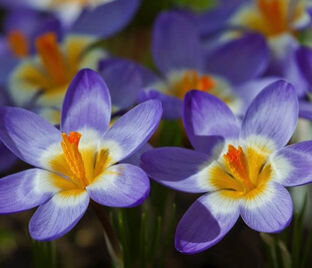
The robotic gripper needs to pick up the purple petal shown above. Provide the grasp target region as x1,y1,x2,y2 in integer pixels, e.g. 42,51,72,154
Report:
206,33,269,84
99,58,159,86
272,141,312,186
29,190,89,241
152,11,203,75
0,169,56,214
299,100,312,121
100,59,143,110
240,182,293,233
0,141,17,172
240,80,298,149
70,0,140,37
175,193,239,254
141,147,211,193
296,46,312,88
123,143,152,166
0,107,61,168
198,0,245,36
4,8,62,53
61,69,111,135
101,100,162,163
87,163,149,207
138,89,182,119
235,76,281,114
183,90,240,153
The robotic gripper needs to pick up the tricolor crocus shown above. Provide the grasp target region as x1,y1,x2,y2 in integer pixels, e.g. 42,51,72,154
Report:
200,0,311,96
0,8,61,86
134,11,269,119
0,69,162,241
142,80,312,254
9,32,105,123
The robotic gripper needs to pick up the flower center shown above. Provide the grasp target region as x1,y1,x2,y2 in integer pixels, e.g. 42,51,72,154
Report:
59,132,110,189
210,144,272,199
7,30,29,58
257,0,288,35
35,32,67,86
172,70,216,99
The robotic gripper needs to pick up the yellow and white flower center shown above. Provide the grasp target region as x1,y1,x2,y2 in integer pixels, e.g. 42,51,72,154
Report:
209,143,273,199
9,32,105,109
159,70,241,113
7,30,29,58
232,0,306,37
50,131,111,190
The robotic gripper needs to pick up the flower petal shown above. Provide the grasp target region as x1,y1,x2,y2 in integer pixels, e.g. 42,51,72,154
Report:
152,11,203,75
123,143,152,166
101,100,162,163
0,169,56,214
29,190,89,241
295,46,312,87
138,89,182,119
183,90,240,153
271,141,312,186
87,164,149,207
141,147,211,193
240,182,293,233
240,80,298,149
70,0,140,37
299,100,312,121
0,141,17,172
100,59,143,111
61,69,111,135
0,107,61,168
206,34,269,84
175,192,239,254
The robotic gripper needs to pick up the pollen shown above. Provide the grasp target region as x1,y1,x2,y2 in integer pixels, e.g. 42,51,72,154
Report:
7,30,29,58
173,70,216,99
210,144,272,199
61,132,88,188
35,32,67,85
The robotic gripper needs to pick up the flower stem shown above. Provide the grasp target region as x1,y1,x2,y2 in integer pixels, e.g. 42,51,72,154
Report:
91,201,123,268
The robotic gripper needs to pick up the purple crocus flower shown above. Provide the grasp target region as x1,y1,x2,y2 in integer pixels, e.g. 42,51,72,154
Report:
135,11,269,119
199,0,312,97
0,0,141,37
142,80,312,254
0,8,61,86
0,69,162,241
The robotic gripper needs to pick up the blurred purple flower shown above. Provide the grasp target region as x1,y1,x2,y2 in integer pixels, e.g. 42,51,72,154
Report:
105,11,270,119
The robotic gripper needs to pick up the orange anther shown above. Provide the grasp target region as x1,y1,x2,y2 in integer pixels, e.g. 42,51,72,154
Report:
35,32,66,85
7,30,29,58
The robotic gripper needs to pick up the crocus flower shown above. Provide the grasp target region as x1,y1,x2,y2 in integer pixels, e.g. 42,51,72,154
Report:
0,8,61,86
142,80,312,253
200,0,311,96
136,11,269,119
0,0,141,37
8,31,105,118
0,69,162,241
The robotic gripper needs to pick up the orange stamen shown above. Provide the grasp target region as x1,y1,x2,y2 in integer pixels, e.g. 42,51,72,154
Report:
223,145,255,192
196,76,216,91
61,132,88,188
174,70,216,99
35,32,67,85
257,0,287,34
7,30,29,58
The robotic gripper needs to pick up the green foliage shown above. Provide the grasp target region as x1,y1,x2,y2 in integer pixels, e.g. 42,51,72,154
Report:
31,240,57,268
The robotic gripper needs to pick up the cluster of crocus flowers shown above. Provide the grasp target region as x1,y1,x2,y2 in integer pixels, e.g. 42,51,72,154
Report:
117,11,270,119
142,80,312,253
0,69,162,240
